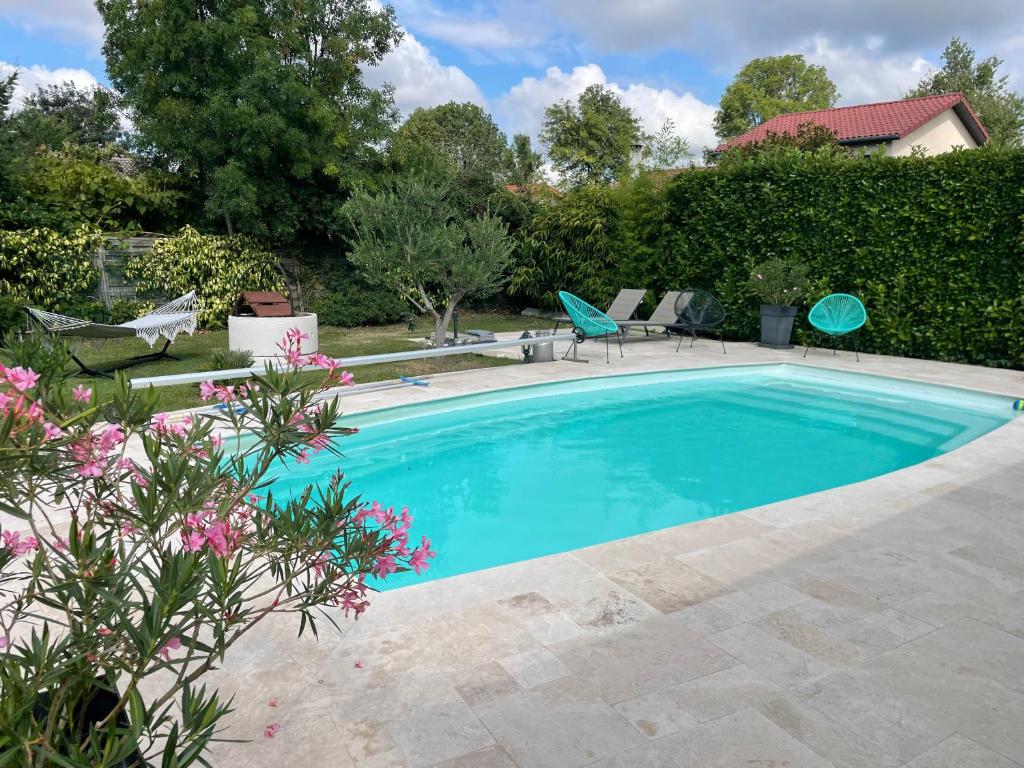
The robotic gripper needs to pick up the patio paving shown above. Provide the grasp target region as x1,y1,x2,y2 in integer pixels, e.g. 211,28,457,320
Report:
28,333,1024,767
195,336,1024,767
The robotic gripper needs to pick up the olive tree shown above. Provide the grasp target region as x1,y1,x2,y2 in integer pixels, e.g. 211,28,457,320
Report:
341,174,514,347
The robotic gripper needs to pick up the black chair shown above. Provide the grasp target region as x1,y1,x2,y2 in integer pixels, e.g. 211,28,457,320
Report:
674,289,726,354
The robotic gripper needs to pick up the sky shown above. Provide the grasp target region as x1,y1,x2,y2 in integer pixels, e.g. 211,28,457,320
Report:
2,0,1023,157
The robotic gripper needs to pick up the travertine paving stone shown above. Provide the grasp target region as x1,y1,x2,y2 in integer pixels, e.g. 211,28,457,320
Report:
474,677,644,768
904,734,1022,768
118,342,1024,768
611,691,697,739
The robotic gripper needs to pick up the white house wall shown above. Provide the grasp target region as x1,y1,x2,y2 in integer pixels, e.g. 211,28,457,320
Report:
888,108,978,156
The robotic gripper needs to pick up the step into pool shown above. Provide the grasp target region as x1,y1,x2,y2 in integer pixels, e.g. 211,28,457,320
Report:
268,364,1014,588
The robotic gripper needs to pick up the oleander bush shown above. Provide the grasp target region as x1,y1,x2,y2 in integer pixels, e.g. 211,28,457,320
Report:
124,226,285,327
0,331,434,766
0,226,102,311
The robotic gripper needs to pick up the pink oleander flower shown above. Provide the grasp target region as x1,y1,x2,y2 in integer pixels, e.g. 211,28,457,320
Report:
4,366,39,393
353,660,364,669
295,449,310,465
264,723,280,739
340,371,354,386
72,385,92,403
408,537,436,575
2,531,38,556
0,636,7,650
157,636,182,661
98,626,113,637
199,381,216,401
268,697,279,708
42,422,63,440
181,530,206,552
285,328,310,345
199,518,243,558
371,555,398,579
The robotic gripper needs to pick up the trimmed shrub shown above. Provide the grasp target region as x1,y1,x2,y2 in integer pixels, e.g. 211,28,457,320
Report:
125,226,285,327
296,256,406,327
0,226,101,310
654,148,1024,366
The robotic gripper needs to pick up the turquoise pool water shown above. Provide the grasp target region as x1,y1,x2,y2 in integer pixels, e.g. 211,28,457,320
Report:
268,364,1012,588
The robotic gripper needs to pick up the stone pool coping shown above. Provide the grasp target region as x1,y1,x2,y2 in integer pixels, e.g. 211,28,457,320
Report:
199,339,1024,768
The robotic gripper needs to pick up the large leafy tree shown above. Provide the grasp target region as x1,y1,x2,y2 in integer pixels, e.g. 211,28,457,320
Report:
0,72,16,197
540,84,641,186
392,102,507,176
390,102,507,216
713,55,839,141
908,37,1024,147
342,173,514,347
7,82,122,150
502,133,544,186
639,119,691,170
97,0,402,242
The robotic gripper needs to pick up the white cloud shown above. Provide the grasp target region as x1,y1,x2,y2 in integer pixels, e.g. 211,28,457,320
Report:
798,37,934,104
495,64,717,157
539,0,1024,61
0,0,104,46
1,61,100,111
363,29,485,117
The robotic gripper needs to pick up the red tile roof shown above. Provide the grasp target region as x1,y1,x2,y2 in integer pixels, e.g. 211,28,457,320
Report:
719,92,988,150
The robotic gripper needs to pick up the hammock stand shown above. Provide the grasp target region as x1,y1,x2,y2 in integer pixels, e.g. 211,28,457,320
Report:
24,292,201,378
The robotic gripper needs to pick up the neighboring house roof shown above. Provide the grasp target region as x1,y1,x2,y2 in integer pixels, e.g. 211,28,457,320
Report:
719,92,989,151
504,182,562,197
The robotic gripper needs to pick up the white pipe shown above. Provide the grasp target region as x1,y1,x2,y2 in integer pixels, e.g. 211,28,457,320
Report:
130,333,574,388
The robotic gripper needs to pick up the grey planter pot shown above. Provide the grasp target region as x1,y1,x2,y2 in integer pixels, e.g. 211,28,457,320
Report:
759,305,798,349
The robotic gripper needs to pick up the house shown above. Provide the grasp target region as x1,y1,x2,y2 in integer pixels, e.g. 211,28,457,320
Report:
719,92,988,157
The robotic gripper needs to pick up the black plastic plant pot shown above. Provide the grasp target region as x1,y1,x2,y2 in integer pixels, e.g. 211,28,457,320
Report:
759,305,798,349
34,677,143,767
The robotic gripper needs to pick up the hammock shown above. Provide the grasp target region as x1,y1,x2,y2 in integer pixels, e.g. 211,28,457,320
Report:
24,292,202,376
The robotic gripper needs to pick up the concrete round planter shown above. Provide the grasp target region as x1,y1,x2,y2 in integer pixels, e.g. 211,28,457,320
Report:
758,305,798,349
228,312,319,358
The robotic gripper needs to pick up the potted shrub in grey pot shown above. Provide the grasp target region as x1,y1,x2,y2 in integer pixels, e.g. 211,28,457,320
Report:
749,258,810,349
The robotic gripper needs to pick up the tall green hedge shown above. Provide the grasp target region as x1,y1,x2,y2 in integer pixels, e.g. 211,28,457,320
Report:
653,149,1024,366
124,226,284,327
522,150,1024,368
0,226,102,310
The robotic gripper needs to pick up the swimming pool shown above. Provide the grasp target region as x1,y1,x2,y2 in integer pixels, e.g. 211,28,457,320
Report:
268,364,1013,588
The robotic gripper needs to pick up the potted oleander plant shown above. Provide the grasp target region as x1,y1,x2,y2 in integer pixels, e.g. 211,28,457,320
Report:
748,258,810,348
0,330,434,767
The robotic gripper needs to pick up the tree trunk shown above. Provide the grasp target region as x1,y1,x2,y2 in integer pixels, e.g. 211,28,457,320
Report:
224,213,234,236
433,293,464,348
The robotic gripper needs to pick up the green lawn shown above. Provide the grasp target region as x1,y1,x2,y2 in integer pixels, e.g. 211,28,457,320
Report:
79,311,555,412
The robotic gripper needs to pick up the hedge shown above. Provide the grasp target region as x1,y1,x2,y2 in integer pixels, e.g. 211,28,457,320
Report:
0,226,102,311
520,149,1024,368
652,148,1024,367
124,226,285,327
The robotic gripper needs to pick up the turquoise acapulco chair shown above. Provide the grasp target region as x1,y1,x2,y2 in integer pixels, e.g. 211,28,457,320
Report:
558,290,623,364
803,293,867,361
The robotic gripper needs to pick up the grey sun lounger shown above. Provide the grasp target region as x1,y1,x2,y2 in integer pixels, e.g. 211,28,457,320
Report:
617,291,683,337
553,288,647,332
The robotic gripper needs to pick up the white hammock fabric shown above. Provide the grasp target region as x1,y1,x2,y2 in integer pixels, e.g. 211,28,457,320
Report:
25,292,201,348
